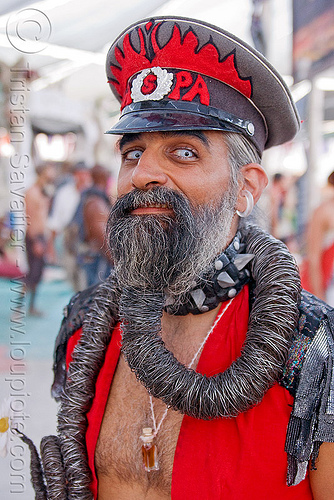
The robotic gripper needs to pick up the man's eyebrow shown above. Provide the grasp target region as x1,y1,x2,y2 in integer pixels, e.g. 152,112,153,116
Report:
161,130,210,147
118,133,141,151
118,130,210,151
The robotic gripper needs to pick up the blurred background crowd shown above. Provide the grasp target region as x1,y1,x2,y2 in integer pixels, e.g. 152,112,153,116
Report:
0,1,333,497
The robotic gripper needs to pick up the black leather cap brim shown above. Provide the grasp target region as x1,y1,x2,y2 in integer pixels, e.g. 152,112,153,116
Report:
105,109,260,149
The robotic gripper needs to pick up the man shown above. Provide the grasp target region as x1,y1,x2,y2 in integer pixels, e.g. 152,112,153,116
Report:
74,164,113,286
23,17,334,499
47,161,92,290
24,162,56,315
269,173,287,239
303,170,334,305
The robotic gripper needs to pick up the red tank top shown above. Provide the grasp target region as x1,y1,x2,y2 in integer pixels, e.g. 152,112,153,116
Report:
66,286,313,499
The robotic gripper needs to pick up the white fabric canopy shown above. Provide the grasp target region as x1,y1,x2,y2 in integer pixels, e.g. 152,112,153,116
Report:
0,0,292,103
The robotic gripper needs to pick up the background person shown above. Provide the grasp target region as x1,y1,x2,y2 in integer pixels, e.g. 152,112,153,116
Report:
24,162,56,316
72,164,113,287
269,172,287,238
47,161,92,290
303,170,334,304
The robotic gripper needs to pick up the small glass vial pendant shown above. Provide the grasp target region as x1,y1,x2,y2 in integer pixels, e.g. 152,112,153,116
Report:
140,427,159,472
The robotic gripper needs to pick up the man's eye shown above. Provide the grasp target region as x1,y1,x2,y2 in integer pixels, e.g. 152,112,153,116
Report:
123,149,142,160
173,148,197,159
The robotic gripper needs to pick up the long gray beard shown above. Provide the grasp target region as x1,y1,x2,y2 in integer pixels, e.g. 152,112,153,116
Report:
107,186,237,302
119,225,301,419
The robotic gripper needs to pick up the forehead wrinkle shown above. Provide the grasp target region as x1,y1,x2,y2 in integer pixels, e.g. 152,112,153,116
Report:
118,130,211,151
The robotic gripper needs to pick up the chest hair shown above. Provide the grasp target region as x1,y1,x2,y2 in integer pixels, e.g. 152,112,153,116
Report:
95,354,184,493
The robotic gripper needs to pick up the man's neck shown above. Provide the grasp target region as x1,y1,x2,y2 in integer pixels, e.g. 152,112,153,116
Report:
160,305,221,367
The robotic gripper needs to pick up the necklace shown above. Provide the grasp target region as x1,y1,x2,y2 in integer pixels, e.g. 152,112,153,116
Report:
140,297,235,472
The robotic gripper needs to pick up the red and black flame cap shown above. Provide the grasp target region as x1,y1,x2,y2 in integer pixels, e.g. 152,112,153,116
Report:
106,16,300,154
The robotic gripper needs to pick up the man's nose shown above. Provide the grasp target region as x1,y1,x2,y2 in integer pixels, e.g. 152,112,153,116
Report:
131,151,169,190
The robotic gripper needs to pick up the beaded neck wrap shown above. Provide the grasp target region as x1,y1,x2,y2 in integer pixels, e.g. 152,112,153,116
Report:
23,225,301,499
165,230,254,315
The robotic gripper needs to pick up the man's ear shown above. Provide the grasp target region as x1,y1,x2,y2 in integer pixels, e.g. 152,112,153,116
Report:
236,163,268,210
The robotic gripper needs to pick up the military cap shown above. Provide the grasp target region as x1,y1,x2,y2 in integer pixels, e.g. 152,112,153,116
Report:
105,16,300,154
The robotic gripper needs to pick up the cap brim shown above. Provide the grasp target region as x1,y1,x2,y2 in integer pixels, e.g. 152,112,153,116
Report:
106,109,247,137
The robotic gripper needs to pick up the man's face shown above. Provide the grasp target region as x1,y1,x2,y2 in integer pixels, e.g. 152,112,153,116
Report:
41,165,56,185
74,169,92,191
117,130,238,219
108,130,240,298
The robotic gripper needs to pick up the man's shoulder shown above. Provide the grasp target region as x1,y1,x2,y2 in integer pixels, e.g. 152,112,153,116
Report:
51,284,100,400
281,289,334,396
298,289,333,336
282,291,334,484
61,284,99,334
82,186,111,206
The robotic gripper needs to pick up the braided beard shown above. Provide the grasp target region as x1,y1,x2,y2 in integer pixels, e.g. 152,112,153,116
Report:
107,186,237,303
